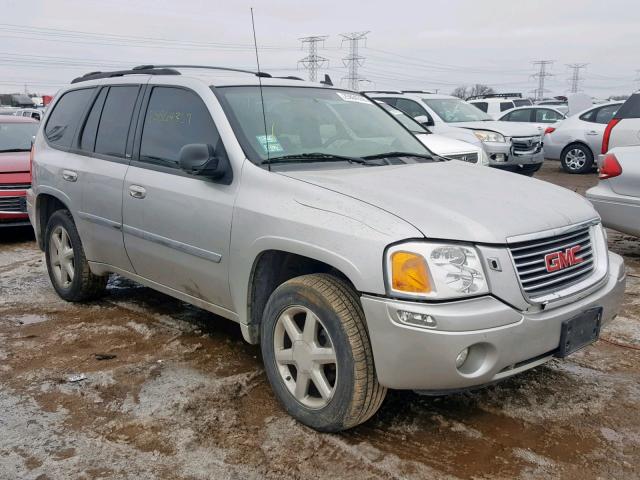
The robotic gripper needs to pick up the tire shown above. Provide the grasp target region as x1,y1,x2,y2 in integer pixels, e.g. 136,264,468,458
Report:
560,144,593,174
517,163,542,177
44,210,107,302
260,273,386,432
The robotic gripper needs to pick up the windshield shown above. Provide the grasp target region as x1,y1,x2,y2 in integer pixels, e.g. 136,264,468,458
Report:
422,98,492,123
214,86,427,164
377,102,428,133
0,122,38,152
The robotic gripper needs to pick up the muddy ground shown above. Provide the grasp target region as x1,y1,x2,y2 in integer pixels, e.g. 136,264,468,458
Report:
1,161,639,479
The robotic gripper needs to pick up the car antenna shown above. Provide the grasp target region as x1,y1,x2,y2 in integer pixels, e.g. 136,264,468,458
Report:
251,8,271,171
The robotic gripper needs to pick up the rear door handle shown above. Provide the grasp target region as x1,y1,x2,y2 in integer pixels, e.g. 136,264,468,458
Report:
586,131,599,135
62,170,78,182
128,185,146,199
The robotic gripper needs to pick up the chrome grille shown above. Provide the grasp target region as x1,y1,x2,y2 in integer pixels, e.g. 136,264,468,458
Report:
509,225,595,298
447,152,478,164
0,196,27,213
0,183,30,191
512,136,542,154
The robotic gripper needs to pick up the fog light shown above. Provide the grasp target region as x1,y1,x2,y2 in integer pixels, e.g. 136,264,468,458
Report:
396,310,437,329
456,348,469,368
491,153,506,162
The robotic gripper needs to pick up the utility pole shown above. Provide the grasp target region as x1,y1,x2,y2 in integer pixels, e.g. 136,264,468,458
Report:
566,63,588,93
298,35,329,82
340,31,370,91
531,60,554,101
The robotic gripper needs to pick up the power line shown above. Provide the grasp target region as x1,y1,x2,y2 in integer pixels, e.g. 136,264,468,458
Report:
340,31,370,91
531,60,554,101
566,63,588,93
298,36,328,82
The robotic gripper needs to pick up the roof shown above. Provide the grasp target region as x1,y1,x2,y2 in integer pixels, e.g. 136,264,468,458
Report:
365,91,456,100
67,65,336,90
0,115,38,123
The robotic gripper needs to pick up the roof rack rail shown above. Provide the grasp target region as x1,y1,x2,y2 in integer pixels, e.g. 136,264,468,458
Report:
466,92,522,101
360,90,403,94
133,64,272,77
71,67,180,84
401,90,434,94
71,64,274,84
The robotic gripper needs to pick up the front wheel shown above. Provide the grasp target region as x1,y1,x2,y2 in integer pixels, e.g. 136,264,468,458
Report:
261,273,386,432
561,144,593,174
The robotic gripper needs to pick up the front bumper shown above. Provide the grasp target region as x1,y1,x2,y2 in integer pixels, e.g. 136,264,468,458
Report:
0,188,30,227
361,252,626,391
483,141,544,169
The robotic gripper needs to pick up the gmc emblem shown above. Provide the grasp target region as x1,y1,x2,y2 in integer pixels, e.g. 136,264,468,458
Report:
544,246,583,273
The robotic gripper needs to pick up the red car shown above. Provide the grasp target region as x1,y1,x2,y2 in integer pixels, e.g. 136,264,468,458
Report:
0,116,39,227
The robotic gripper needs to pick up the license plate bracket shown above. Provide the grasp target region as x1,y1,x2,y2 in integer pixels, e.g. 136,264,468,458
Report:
555,307,603,358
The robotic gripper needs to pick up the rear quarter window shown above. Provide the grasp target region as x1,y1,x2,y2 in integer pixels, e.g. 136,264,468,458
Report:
500,101,515,112
44,88,95,148
615,94,640,119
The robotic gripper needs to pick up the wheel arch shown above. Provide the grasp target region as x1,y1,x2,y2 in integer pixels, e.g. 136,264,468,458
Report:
242,248,360,344
34,189,72,251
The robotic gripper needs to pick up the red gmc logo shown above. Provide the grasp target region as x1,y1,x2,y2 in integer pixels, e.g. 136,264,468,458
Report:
544,246,584,273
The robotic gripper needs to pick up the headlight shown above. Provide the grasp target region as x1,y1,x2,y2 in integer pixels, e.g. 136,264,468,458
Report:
386,242,489,300
473,130,505,143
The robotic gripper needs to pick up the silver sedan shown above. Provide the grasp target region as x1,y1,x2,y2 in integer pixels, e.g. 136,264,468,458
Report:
587,146,640,237
544,102,623,174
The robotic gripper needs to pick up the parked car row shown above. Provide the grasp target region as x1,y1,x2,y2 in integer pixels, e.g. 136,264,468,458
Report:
22,66,627,432
363,90,544,175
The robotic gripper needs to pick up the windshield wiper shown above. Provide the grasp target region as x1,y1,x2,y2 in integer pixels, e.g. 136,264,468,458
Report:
362,151,446,162
0,148,30,153
262,152,367,165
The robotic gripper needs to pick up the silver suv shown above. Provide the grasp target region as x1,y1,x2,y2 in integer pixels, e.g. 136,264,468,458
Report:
28,66,626,432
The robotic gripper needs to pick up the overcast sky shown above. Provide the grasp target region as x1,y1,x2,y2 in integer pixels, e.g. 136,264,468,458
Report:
2,0,639,98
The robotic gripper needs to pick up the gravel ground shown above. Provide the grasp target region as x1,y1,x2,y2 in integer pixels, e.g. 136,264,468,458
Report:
1,161,639,479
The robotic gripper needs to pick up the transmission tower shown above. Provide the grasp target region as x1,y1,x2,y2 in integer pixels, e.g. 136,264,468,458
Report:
531,60,554,101
567,63,588,93
298,36,329,82
340,31,370,91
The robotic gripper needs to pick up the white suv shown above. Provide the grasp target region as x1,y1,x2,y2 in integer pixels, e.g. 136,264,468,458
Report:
467,94,532,118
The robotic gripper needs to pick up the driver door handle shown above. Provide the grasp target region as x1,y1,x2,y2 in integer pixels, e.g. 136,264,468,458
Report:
586,130,599,135
128,185,146,199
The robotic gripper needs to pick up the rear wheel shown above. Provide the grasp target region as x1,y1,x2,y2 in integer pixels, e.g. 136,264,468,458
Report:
561,144,593,174
261,273,386,432
45,210,107,301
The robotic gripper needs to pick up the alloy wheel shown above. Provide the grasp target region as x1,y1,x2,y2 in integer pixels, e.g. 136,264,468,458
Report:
565,148,586,170
49,225,75,289
273,305,338,409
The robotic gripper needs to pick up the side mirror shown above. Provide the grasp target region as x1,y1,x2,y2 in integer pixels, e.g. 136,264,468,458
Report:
415,115,434,127
178,143,225,179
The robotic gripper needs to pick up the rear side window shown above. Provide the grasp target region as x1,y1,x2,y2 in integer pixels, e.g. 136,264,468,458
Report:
504,109,531,122
615,94,640,119
534,108,563,123
94,86,140,158
471,102,488,112
594,104,620,124
80,88,108,152
44,88,94,148
500,101,515,112
139,87,219,168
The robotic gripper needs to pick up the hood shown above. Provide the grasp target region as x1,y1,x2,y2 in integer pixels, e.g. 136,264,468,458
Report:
449,120,542,137
282,162,597,244
0,151,30,173
415,133,480,156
